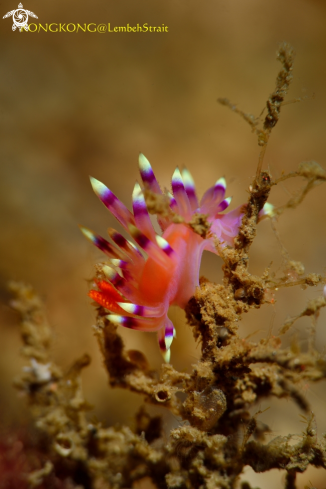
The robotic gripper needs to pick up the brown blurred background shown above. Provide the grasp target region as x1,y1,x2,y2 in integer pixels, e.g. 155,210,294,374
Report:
1,0,326,486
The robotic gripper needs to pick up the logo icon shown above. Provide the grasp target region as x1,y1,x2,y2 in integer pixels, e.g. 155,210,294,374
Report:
3,3,38,31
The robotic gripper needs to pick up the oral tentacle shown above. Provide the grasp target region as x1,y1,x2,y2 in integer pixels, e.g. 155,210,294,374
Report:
117,302,165,318
157,316,175,363
167,192,178,213
106,314,163,332
79,226,126,260
258,202,275,221
101,269,142,302
107,228,144,267
217,196,232,213
138,153,162,195
90,176,135,230
172,167,192,219
155,235,175,257
103,263,137,288
182,168,199,211
200,177,227,215
132,182,156,241
128,224,174,267
110,259,129,269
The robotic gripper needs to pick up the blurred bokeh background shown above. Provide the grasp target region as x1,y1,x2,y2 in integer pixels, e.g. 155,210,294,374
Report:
1,0,326,486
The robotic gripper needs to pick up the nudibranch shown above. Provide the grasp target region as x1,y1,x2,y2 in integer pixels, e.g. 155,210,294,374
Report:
81,154,272,362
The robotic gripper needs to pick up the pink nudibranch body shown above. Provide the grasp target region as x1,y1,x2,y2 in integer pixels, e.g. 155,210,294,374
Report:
81,154,273,362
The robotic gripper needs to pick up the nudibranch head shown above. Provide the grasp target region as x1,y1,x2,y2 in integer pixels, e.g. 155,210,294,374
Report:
81,154,272,362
